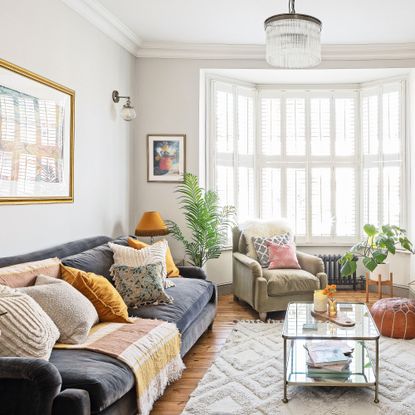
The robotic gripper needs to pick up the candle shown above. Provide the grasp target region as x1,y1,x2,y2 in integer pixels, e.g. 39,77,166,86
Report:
313,290,327,313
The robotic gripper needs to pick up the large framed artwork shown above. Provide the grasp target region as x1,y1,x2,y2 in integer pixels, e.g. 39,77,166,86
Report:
147,134,186,182
0,58,75,204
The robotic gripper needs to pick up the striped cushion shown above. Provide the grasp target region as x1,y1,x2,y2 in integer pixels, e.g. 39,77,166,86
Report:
109,241,174,288
0,285,60,360
0,257,60,288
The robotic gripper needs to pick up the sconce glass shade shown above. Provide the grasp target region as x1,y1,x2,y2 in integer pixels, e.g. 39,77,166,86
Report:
121,104,136,121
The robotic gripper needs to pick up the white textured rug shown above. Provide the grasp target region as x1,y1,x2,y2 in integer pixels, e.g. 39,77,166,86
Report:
182,321,415,415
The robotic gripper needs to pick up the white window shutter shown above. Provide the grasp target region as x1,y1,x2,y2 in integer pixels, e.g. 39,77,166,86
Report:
310,98,330,156
260,167,281,219
335,168,356,236
286,98,306,156
260,97,281,155
286,168,306,236
382,90,400,155
363,167,379,226
362,93,379,155
237,94,254,155
311,167,332,236
215,165,234,207
335,97,355,156
238,167,255,221
214,87,234,154
383,166,400,225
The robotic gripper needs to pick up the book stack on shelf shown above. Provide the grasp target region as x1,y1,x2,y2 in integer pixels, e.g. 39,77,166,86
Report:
305,340,354,380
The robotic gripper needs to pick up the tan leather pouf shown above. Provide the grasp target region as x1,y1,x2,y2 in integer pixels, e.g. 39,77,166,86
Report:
371,297,415,339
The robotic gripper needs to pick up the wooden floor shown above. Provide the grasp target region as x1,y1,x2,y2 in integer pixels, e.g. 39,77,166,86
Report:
151,291,387,415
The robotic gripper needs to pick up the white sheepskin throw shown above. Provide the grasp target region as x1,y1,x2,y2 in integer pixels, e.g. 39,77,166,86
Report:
239,219,292,259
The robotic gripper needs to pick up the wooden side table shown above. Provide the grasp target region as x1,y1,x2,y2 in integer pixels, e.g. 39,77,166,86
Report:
366,272,393,303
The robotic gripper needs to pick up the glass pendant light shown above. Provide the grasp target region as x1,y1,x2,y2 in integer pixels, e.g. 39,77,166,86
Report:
264,0,322,68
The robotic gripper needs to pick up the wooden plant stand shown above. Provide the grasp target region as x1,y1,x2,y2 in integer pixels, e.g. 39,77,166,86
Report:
366,272,393,303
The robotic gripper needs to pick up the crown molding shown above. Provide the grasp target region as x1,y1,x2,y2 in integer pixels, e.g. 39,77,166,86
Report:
137,41,415,61
61,1,415,62
62,0,142,55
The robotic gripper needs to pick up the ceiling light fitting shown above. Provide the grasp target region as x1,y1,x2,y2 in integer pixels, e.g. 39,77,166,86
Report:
264,0,322,69
112,90,137,121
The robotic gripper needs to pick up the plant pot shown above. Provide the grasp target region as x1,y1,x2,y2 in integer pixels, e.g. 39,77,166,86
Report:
370,262,390,281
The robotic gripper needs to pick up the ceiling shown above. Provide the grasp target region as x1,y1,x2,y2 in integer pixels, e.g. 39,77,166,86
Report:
97,0,415,45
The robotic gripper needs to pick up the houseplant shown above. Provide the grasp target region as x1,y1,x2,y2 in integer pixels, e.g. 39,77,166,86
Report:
166,173,235,268
339,224,414,277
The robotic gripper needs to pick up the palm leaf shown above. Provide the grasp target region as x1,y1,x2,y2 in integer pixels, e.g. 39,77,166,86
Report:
166,173,235,267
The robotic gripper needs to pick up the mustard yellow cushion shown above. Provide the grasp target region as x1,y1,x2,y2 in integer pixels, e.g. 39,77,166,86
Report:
60,265,131,323
127,237,180,277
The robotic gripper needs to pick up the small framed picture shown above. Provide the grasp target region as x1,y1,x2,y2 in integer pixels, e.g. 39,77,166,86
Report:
147,134,186,182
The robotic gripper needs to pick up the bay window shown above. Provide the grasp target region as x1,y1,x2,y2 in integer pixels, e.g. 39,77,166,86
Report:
208,77,406,244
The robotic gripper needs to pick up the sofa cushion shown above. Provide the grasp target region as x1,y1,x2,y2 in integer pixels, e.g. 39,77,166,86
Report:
0,257,61,288
129,278,214,333
60,265,131,324
262,268,319,296
20,276,99,344
61,237,128,282
50,349,134,413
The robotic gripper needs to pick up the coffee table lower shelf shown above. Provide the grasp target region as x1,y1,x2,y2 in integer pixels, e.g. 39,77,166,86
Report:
283,339,378,402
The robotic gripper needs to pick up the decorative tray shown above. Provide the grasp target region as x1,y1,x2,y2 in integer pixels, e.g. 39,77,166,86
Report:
311,308,355,327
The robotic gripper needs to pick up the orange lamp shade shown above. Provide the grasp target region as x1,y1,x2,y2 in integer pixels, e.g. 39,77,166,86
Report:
134,211,169,237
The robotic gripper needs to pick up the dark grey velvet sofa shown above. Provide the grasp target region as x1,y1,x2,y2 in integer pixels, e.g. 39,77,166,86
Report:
0,236,217,415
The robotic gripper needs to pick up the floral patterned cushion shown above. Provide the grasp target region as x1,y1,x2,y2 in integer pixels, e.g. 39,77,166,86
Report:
252,233,291,268
110,262,173,307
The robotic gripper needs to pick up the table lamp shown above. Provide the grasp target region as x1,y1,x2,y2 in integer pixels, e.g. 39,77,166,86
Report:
134,211,169,244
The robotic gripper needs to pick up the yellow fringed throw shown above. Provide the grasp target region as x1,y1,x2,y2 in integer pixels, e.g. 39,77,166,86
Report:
55,318,184,415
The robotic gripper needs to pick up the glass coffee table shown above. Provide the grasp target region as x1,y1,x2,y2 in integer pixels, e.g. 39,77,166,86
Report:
282,302,380,403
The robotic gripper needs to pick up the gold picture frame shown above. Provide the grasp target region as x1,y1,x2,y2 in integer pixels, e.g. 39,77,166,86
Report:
0,58,75,204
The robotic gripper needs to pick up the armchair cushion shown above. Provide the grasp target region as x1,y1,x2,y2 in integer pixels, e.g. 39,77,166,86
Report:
262,269,320,296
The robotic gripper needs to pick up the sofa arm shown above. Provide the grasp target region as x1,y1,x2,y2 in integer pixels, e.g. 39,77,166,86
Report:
177,265,207,280
233,253,263,279
52,389,91,415
0,357,62,415
316,272,328,289
296,251,325,276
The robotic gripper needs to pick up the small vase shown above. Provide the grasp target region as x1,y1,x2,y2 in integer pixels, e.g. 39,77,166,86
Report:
328,298,337,317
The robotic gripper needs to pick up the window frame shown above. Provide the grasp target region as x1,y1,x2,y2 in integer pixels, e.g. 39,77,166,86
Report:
206,75,407,246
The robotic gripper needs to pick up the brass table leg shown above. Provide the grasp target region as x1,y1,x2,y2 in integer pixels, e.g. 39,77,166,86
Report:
374,338,379,403
282,337,288,403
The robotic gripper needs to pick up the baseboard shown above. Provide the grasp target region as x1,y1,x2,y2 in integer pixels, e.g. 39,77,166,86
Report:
217,282,233,296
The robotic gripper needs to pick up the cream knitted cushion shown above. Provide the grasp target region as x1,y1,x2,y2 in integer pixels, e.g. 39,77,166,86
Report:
20,275,99,344
0,285,60,360
109,240,174,288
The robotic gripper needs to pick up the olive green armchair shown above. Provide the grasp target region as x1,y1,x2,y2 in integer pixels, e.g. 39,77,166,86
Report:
232,222,328,321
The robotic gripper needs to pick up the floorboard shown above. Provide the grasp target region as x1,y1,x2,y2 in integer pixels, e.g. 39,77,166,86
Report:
151,291,387,414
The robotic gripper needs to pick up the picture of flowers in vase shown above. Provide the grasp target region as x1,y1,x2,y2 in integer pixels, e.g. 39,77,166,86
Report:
147,135,186,182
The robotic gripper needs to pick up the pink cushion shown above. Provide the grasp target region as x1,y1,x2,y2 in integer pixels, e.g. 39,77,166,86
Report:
267,242,301,270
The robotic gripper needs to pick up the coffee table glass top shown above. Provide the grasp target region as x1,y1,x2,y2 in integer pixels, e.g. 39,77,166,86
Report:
282,302,380,340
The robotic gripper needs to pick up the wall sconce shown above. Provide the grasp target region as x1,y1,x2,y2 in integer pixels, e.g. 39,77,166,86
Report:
112,90,136,121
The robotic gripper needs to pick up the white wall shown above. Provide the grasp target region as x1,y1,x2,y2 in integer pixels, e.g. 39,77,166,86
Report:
0,0,136,257
135,57,415,286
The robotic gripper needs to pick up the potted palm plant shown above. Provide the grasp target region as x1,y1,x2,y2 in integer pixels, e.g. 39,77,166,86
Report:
339,224,414,278
165,173,235,268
